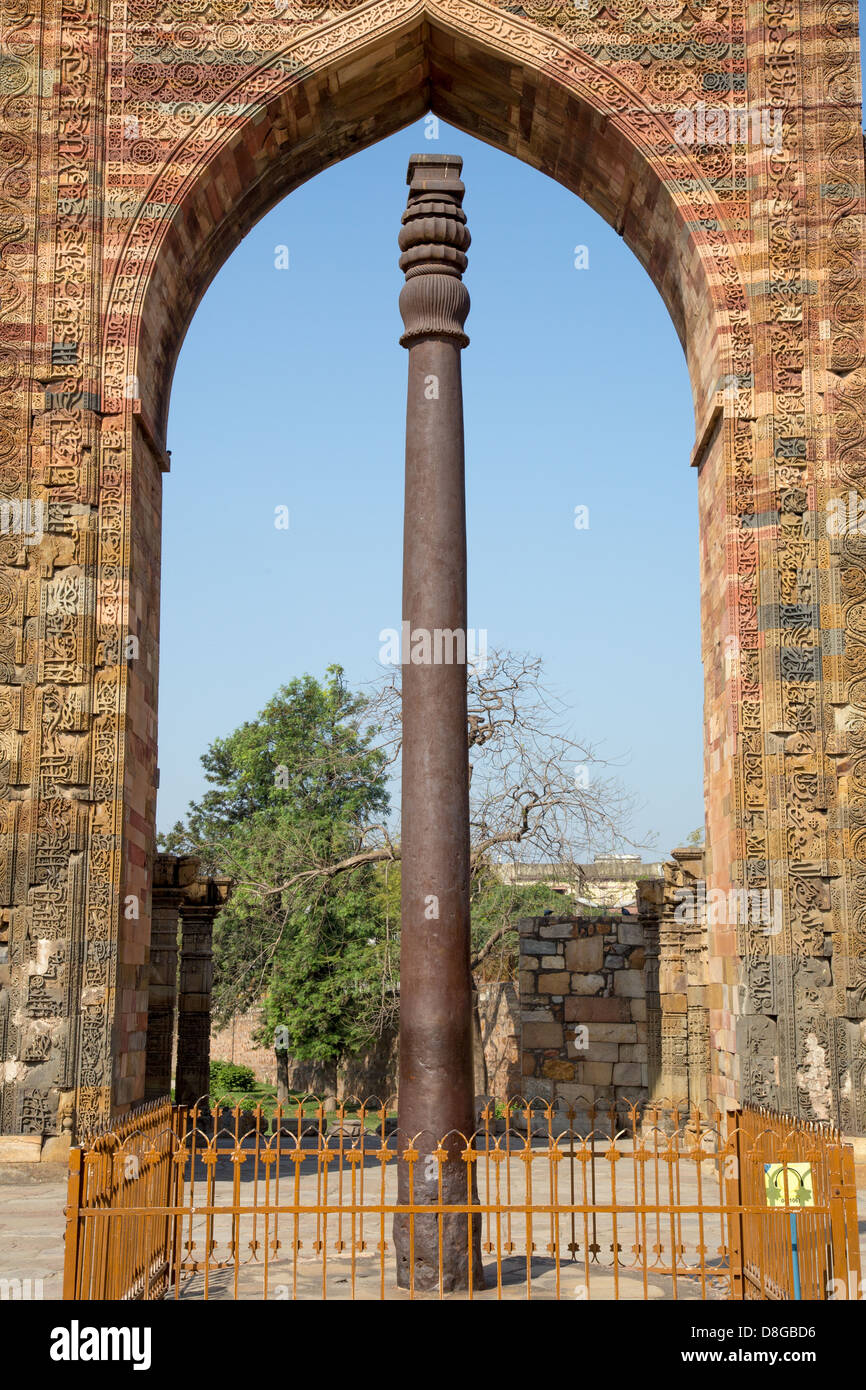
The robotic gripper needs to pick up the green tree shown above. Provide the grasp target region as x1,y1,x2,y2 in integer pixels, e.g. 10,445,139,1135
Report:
161,666,390,1060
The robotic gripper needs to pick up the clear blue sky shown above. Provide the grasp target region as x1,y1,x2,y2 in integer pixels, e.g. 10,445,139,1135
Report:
159,116,701,856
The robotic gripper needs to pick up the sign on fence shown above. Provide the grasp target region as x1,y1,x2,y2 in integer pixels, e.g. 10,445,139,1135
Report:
763,1162,814,1208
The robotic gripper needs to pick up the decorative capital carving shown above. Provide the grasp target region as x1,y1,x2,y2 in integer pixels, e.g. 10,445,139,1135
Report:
398,154,470,348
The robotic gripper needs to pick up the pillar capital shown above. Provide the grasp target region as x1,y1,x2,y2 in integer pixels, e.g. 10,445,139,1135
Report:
398,153,470,348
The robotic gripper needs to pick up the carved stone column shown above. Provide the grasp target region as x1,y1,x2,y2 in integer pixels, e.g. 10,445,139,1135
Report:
676,848,710,1107
143,854,188,1101
641,849,711,1110
394,154,482,1292
175,899,215,1110
637,878,663,1100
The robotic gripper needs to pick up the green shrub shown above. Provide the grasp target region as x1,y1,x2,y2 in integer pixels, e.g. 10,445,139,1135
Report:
210,1060,256,1093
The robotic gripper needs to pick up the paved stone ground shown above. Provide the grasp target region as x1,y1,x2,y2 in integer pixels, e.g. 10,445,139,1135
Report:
0,1163,67,1300
1,1152,864,1302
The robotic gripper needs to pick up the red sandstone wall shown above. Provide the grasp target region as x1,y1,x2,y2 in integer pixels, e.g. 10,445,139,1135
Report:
697,418,739,1110
112,425,164,1114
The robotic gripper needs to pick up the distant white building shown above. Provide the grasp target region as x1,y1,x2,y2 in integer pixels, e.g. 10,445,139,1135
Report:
495,854,666,910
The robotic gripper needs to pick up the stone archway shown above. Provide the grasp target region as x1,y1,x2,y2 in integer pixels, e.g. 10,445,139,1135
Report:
0,0,864,1141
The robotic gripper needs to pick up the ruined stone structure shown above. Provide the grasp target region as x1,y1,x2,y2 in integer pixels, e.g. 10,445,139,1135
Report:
0,0,865,1138
638,847,711,1109
143,851,197,1103
520,912,650,1110
143,852,226,1111
518,851,731,1114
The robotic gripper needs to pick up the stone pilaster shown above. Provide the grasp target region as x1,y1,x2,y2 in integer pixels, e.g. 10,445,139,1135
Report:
175,900,215,1110
639,849,710,1109
637,878,663,1100
143,897,180,1102
143,853,198,1101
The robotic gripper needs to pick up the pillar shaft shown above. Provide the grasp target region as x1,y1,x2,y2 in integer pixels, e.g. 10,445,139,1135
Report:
175,904,214,1110
143,895,181,1101
394,154,482,1291
400,332,472,1133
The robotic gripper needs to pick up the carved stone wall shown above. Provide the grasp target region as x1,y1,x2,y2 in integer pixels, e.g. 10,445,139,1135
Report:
144,853,228,1106
637,850,710,1108
175,899,215,1108
143,854,192,1101
0,0,864,1135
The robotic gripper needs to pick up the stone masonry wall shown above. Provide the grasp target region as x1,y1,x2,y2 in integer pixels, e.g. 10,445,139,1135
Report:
520,915,648,1111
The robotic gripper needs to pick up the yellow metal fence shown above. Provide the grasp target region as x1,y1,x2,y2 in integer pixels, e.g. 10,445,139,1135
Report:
62,1098,862,1302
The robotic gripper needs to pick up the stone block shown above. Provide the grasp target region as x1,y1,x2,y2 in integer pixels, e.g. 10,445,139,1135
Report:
542,1058,575,1081
522,1022,564,1048
565,937,604,972
0,1135,43,1162
570,972,605,996
584,1022,637,1044
539,923,576,939
41,1135,71,1163
564,996,628,1022
522,1078,554,1103
521,1008,553,1023
554,1084,595,1108
664,993,688,1013
616,1086,648,1107
618,922,644,946
613,970,644,998
613,1062,643,1085
537,971,570,994
570,1040,618,1063
577,1061,613,1085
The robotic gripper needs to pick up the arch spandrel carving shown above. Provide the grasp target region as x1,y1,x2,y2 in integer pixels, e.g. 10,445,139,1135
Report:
103,0,748,436
0,0,863,1137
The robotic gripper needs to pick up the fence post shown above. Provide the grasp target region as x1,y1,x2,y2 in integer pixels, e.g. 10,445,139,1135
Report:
168,1105,188,1294
826,1138,853,1301
62,1146,84,1300
840,1142,862,1299
725,1109,745,1300
153,1106,174,1296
